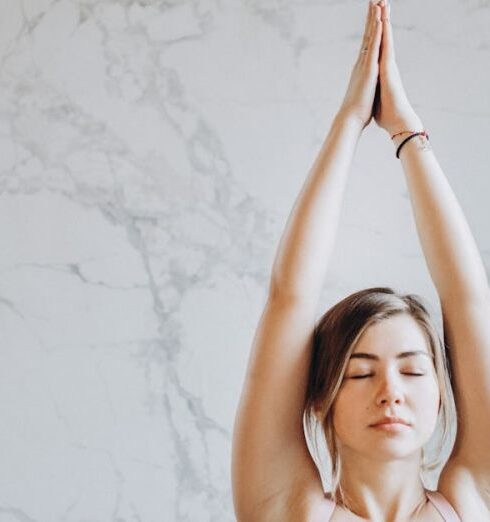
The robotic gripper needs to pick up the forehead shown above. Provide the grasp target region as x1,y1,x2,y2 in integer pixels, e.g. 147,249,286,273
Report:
350,314,432,361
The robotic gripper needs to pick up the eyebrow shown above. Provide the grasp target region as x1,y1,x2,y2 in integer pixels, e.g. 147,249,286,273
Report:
349,350,433,361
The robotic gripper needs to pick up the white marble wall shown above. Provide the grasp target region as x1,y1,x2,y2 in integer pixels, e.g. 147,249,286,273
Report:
0,0,489,520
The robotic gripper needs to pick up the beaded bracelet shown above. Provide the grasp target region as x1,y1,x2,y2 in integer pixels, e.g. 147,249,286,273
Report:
391,130,430,159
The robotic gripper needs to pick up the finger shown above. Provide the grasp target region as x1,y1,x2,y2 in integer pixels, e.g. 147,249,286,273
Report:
360,2,374,53
381,2,395,61
368,3,383,64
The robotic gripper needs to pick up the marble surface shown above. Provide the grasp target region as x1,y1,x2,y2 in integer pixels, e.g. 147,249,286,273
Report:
0,0,489,520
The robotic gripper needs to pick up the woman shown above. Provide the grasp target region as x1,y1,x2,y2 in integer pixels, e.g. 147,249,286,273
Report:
231,1,490,521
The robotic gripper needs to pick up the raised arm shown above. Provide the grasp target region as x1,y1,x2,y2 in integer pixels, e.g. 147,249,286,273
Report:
374,0,490,497
232,3,385,520
374,1,489,304
269,112,362,304
392,123,489,302
232,115,362,522
269,4,384,304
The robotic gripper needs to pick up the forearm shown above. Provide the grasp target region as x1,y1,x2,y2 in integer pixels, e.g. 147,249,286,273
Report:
269,111,363,303
394,128,489,303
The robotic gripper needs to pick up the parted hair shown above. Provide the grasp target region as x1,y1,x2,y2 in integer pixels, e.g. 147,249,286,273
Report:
303,287,456,506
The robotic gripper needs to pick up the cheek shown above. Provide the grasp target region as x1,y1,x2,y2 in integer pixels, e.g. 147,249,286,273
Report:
409,379,441,440
416,372,439,398
415,378,440,416
332,387,365,434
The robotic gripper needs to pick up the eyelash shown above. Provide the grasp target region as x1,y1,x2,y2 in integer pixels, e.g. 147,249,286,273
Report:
350,373,425,379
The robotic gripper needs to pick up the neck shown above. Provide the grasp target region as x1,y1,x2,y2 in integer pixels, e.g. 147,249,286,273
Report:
335,450,427,521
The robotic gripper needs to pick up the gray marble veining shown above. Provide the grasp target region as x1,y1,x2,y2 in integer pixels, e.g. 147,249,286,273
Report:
0,1,488,521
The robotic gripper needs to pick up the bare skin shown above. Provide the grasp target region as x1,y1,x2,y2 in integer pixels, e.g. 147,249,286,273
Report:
232,1,490,520
326,314,441,520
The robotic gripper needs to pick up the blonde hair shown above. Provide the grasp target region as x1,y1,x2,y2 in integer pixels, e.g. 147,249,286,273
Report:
303,287,456,506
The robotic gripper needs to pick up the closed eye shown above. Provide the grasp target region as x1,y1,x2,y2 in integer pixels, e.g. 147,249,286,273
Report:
350,373,426,379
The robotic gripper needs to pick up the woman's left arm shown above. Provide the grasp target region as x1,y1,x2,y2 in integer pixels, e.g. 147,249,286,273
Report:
393,129,489,303
375,0,490,494
374,0,489,303
393,123,490,475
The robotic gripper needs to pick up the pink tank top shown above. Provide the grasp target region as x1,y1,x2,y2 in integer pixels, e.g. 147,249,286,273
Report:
324,489,461,521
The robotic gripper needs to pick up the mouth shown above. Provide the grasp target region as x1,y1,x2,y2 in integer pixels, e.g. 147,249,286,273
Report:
370,422,410,432
369,418,411,428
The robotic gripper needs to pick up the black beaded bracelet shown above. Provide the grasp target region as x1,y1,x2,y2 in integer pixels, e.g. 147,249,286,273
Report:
396,131,429,159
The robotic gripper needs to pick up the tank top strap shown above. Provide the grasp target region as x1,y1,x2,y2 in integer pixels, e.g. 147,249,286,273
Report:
324,490,461,521
425,490,461,521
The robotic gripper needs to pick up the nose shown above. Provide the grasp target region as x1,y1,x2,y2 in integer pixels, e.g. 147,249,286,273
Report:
375,373,405,406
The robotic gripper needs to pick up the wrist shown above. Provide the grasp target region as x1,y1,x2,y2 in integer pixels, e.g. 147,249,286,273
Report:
388,115,424,139
389,116,424,145
392,129,430,159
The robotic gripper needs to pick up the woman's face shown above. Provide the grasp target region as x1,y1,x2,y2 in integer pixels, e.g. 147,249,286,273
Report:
332,314,441,461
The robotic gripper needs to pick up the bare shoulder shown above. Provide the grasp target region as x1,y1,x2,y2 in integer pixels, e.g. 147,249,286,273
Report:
437,457,490,519
231,294,329,522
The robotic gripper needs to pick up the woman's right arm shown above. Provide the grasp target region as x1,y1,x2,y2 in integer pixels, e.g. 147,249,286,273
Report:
269,2,383,304
231,5,384,519
231,113,363,522
269,112,363,304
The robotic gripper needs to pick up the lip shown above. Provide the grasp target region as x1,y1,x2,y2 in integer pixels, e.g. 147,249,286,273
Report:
369,417,410,427
371,422,409,432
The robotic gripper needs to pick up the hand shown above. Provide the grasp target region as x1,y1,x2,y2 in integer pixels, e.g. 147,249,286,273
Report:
373,1,424,136
338,1,384,130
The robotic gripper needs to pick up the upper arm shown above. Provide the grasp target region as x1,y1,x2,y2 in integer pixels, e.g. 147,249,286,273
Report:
441,291,490,474
231,295,324,521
